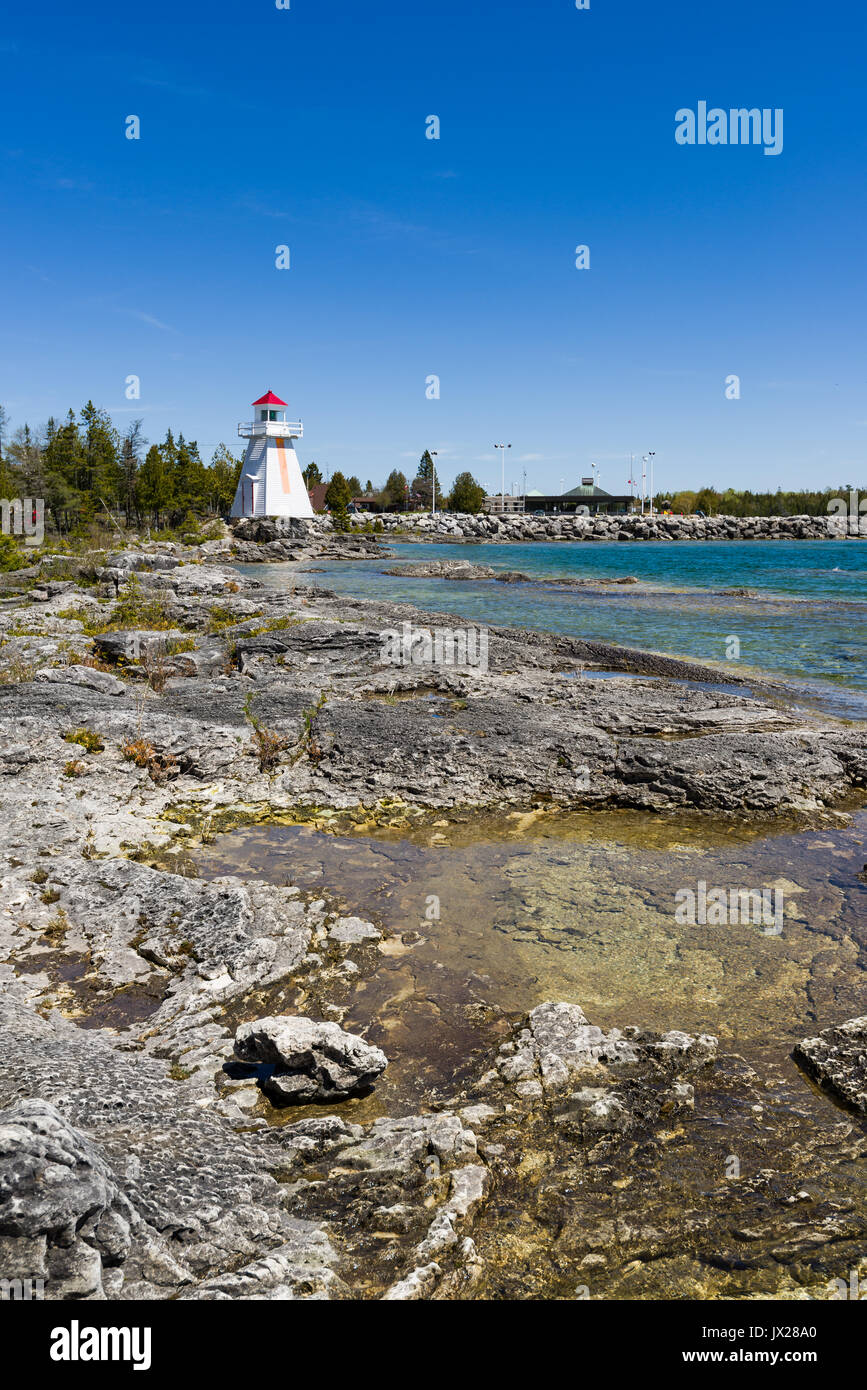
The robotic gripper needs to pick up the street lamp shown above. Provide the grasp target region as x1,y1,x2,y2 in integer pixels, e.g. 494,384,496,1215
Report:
430,450,438,515
494,443,511,513
647,452,656,515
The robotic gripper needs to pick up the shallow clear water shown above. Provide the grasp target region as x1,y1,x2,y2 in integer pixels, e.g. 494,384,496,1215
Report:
221,541,867,1297
241,538,867,717
195,809,867,1111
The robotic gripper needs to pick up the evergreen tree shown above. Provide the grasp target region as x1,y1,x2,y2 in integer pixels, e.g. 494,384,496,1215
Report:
346,475,362,497
417,449,440,492
383,469,408,509
120,420,145,524
302,460,322,488
207,444,242,515
448,471,486,513
80,401,122,506
324,470,352,512
172,434,208,518
44,410,84,494
136,445,172,524
0,408,16,496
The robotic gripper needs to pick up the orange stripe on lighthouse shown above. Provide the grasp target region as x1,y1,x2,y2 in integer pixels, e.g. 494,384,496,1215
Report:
275,439,292,493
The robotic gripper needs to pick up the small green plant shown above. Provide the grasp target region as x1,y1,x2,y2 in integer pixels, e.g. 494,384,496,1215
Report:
121,737,178,784
0,654,35,684
40,889,61,904
44,908,71,945
63,758,87,777
60,576,175,635
0,533,27,572
110,576,175,631
206,604,263,634
169,1062,193,1081
244,614,300,637
243,692,288,772
63,727,105,754
78,653,115,673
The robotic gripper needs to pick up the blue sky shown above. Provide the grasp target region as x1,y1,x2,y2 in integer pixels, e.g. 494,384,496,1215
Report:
1,0,865,497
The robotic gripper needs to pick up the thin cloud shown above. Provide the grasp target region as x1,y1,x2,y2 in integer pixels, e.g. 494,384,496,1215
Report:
128,310,178,333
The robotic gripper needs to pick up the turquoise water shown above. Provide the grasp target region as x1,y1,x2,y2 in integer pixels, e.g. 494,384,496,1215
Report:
242,539,867,718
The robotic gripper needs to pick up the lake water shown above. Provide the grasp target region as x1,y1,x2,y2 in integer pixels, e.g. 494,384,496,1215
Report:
243,538,867,719
221,538,867,1297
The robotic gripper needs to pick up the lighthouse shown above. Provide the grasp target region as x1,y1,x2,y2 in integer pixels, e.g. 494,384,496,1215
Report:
230,390,314,519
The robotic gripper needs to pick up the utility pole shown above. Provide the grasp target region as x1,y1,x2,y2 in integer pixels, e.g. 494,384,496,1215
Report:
430,450,438,515
647,452,656,515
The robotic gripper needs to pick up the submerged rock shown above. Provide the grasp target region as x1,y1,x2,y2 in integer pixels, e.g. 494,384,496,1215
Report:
794,1017,867,1114
234,1015,388,1103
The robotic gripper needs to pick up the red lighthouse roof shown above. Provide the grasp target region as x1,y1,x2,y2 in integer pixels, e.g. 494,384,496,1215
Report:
252,390,288,407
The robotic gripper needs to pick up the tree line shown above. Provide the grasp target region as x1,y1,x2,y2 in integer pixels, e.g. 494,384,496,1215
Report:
3,403,853,533
0,406,488,533
0,402,241,534
310,451,487,517
659,486,864,517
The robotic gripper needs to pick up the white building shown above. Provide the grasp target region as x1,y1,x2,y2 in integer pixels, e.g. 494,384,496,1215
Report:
230,390,314,519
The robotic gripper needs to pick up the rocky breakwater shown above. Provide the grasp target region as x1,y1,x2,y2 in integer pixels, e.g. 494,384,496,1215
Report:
343,510,843,544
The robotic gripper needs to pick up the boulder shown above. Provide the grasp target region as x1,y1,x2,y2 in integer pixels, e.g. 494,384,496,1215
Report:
234,1015,388,1103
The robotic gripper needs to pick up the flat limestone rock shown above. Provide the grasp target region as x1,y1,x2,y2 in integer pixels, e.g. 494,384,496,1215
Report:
234,1015,388,1103
794,1017,867,1114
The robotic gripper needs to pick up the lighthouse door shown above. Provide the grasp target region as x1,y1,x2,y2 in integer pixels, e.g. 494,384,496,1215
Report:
242,475,258,515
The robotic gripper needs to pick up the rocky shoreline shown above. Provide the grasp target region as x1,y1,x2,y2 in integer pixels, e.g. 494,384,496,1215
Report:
1,537,865,1301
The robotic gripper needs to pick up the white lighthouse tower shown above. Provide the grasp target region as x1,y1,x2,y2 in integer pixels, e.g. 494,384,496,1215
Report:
230,390,314,519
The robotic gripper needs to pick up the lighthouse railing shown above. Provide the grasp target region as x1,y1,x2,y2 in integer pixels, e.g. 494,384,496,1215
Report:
238,420,304,439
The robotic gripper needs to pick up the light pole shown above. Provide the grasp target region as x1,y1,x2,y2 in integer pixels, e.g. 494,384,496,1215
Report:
494,443,511,514
430,450,438,515
647,452,656,515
